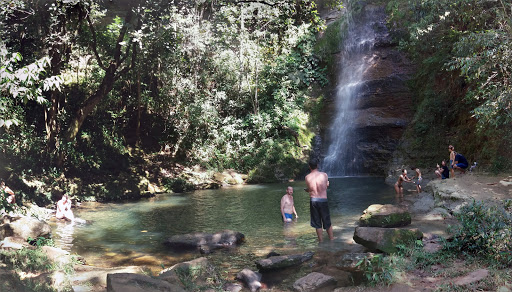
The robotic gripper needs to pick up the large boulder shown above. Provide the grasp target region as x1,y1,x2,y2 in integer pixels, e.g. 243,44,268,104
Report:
292,272,337,292
353,227,423,253
236,268,262,292
107,273,184,292
359,204,411,228
0,215,51,241
213,170,246,185
255,251,314,271
164,230,244,252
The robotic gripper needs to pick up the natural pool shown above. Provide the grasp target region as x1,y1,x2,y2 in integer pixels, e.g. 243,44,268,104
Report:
51,177,396,273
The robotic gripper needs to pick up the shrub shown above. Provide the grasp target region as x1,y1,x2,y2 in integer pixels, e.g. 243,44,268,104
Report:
0,248,55,273
445,200,512,266
355,254,395,286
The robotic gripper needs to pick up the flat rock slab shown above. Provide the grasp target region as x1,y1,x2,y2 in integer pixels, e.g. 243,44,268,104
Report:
353,227,423,254
359,204,411,227
164,230,244,251
0,236,34,250
107,273,184,292
454,269,489,286
72,265,145,291
293,272,336,292
410,194,435,214
255,251,314,271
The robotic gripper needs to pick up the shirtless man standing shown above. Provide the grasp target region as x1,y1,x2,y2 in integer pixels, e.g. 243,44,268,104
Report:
281,186,298,222
305,159,334,242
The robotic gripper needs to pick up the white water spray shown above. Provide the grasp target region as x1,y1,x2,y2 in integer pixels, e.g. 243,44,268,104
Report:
323,5,380,176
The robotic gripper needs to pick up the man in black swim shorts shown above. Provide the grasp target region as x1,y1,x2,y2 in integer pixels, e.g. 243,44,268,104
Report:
304,159,334,242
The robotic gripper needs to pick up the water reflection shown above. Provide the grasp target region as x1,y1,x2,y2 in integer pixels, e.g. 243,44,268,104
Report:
283,220,298,248
53,221,75,251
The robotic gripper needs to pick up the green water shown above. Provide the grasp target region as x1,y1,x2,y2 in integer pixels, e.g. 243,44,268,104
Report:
53,177,395,269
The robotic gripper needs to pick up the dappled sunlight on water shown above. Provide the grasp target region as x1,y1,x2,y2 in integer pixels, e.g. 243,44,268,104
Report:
50,177,395,272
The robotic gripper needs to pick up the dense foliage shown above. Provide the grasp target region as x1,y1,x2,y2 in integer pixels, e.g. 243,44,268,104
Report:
387,0,512,170
0,0,332,188
446,200,512,266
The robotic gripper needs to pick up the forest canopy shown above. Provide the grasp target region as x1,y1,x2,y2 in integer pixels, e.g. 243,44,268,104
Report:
0,0,334,183
387,0,512,170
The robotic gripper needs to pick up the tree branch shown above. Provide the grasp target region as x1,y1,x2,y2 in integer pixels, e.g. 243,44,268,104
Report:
86,12,106,70
231,0,282,7
114,11,133,66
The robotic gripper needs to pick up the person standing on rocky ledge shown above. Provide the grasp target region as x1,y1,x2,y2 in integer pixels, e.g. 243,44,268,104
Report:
449,145,456,178
304,159,334,242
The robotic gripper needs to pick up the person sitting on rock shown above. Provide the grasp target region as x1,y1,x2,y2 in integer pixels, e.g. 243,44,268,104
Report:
453,152,469,174
1,180,15,204
435,160,450,179
56,194,74,222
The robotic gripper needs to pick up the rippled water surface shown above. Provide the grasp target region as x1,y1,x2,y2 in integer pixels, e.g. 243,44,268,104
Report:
51,177,395,270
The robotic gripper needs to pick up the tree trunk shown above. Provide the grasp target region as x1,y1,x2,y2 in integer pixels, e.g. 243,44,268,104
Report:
45,1,68,160
63,64,117,143
55,10,135,167
135,70,141,147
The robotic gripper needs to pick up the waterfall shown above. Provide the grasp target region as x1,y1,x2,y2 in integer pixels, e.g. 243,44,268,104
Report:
322,4,380,177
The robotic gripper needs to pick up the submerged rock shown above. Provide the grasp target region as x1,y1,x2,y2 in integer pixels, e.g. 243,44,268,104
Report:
164,230,245,252
255,251,314,271
353,227,423,253
359,204,411,227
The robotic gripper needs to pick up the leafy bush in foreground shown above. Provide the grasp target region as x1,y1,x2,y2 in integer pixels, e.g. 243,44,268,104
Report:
445,200,512,266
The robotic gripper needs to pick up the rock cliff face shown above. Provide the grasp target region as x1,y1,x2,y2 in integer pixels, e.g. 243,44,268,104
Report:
319,4,415,175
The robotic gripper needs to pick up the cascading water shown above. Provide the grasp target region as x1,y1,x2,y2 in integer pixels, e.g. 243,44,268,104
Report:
322,4,380,177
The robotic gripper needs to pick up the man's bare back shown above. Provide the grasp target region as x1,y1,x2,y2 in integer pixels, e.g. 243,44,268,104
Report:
305,169,329,199
305,159,334,242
